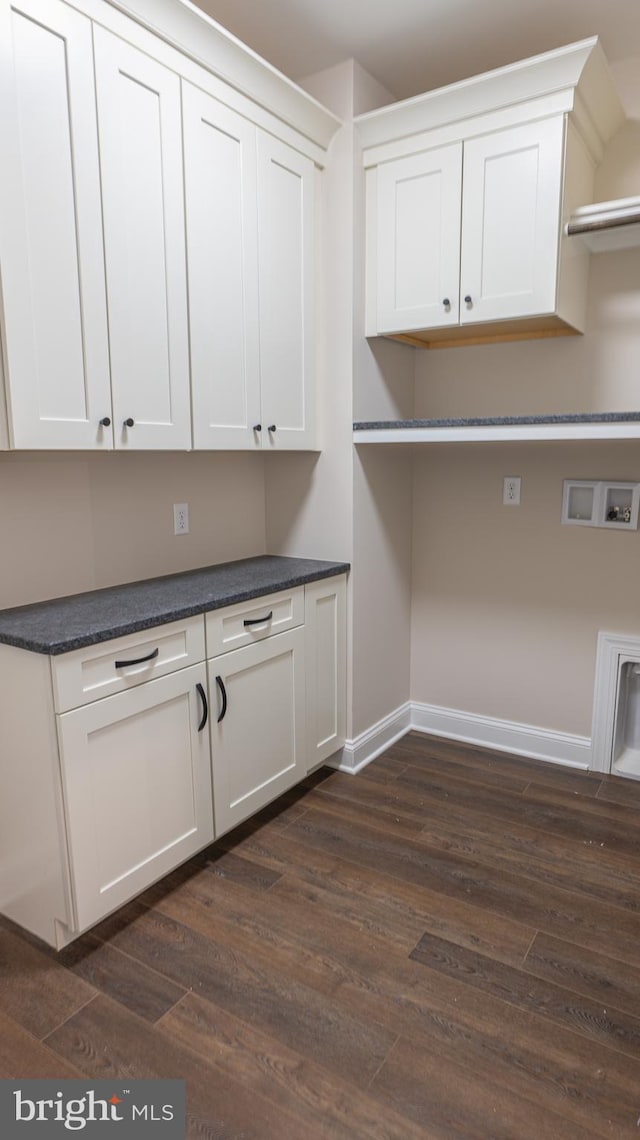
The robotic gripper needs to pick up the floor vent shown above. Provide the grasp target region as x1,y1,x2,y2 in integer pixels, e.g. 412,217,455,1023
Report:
592,632,640,778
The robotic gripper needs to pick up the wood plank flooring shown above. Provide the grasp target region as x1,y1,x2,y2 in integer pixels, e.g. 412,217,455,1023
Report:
3,731,640,1137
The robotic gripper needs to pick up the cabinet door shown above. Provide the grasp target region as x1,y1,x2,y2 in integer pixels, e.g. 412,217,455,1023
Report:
375,144,462,333
57,663,213,932
305,575,346,769
94,27,191,450
209,627,305,836
257,134,315,450
183,83,261,449
0,0,112,448
460,117,565,324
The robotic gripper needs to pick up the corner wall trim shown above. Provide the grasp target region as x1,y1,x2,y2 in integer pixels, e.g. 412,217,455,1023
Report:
329,702,412,774
330,700,592,774
411,702,591,769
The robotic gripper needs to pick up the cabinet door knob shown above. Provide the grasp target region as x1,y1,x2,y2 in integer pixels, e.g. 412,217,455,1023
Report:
268,424,277,433
253,423,262,432
442,298,451,309
464,295,473,305
124,417,135,428
99,416,111,427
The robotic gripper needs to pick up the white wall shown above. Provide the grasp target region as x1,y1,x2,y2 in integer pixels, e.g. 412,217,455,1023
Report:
0,451,266,609
410,439,640,736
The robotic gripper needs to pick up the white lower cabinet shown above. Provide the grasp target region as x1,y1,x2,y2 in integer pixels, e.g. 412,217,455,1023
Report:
0,572,346,948
208,627,306,836
57,663,213,932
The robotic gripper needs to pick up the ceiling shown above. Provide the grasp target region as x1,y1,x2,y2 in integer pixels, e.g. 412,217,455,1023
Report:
191,0,640,109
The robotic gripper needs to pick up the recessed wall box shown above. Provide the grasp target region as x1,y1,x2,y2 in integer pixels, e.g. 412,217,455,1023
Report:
563,480,597,525
562,480,640,529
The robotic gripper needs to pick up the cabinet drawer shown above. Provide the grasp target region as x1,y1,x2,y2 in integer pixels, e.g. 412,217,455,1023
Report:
51,616,206,713
205,587,304,657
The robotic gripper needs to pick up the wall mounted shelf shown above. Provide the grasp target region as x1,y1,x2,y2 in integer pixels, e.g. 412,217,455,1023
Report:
567,196,640,252
353,412,640,445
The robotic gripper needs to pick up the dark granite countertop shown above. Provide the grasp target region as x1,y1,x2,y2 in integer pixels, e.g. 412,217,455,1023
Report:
0,556,350,656
354,412,640,429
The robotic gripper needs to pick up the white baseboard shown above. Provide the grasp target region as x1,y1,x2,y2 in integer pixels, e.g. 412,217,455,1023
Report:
329,702,412,774
330,700,592,774
411,702,592,770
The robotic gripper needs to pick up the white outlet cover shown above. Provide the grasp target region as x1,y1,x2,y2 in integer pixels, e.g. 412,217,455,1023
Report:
173,502,189,534
503,477,521,505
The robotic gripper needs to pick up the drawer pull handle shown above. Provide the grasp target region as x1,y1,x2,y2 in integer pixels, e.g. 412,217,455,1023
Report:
196,682,208,732
215,675,228,723
114,647,159,670
243,611,273,628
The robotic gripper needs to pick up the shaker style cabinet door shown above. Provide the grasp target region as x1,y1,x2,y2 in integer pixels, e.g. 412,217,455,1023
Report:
0,0,112,448
93,27,191,450
460,117,565,324
183,83,261,449
209,627,305,836
375,143,463,334
57,663,213,932
256,134,316,450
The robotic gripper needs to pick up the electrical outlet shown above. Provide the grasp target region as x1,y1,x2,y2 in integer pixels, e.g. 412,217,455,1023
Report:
173,502,189,535
503,477,521,506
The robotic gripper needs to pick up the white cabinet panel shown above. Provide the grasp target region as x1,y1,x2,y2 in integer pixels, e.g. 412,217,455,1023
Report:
57,662,213,931
0,0,112,448
460,117,565,323
209,627,305,835
257,134,315,449
376,144,462,333
305,575,346,768
184,83,261,449
94,27,190,450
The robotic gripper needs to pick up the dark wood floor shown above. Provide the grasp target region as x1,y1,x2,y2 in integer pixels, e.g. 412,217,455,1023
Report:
3,733,640,1138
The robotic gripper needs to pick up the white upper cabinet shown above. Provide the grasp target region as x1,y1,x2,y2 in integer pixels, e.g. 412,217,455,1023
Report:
0,0,112,449
183,84,261,450
0,0,337,451
257,134,315,450
360,38,625,348
184,82,316,451
94,28,191,450
460,117,565,325
376,144,462,333
374,121,565,337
